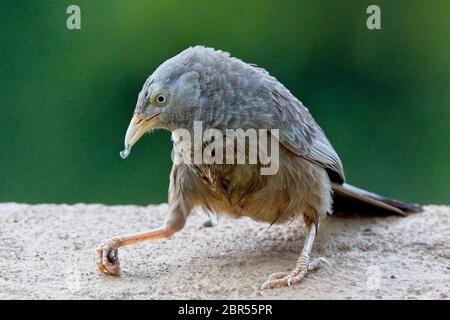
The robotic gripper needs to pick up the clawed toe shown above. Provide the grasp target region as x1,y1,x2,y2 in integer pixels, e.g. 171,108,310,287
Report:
261,274,300,290
266,272,289,281
261,272,304,290
261,256,330,290
308,257,331,270
96,243,121,276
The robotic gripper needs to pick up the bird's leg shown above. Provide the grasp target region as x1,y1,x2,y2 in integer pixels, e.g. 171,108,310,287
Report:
261,223,328,289
96,226,173,276
96,210,186,276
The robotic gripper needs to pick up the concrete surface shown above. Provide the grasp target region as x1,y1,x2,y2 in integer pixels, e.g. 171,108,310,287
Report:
0,203,449,299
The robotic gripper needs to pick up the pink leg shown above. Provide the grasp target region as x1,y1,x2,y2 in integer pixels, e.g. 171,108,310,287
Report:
96,210,186,276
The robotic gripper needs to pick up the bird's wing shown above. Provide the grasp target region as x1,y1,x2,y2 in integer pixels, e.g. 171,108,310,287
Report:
249,75,345,183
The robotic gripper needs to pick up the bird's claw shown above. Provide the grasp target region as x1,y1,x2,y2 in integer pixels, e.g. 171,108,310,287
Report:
260,256,329,290
96,238,122,276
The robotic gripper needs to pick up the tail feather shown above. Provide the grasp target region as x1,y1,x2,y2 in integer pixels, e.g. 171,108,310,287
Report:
331,183,423,216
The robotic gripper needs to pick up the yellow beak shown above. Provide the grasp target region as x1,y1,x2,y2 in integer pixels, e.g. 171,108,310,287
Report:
120,113,160,159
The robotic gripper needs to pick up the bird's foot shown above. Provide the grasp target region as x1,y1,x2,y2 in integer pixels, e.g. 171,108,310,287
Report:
261,256,329,289
96,237,122,276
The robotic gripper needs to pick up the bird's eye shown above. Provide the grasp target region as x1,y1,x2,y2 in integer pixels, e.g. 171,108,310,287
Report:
156,94,166,104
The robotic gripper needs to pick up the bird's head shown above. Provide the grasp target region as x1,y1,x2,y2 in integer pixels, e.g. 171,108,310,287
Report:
120,48,211,158
120,46,259,159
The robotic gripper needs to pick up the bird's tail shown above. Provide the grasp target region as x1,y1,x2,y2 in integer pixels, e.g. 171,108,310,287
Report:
331,183,423,216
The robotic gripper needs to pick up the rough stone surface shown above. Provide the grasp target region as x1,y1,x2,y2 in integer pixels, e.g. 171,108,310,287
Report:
0,203,448,299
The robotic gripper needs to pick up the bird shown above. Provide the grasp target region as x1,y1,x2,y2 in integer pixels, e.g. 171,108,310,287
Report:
97,46,422,289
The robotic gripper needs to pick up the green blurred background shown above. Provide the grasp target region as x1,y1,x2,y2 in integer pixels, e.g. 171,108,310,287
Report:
0,0,449,205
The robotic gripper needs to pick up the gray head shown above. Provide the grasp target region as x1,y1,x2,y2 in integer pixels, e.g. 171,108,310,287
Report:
121,46,272,156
